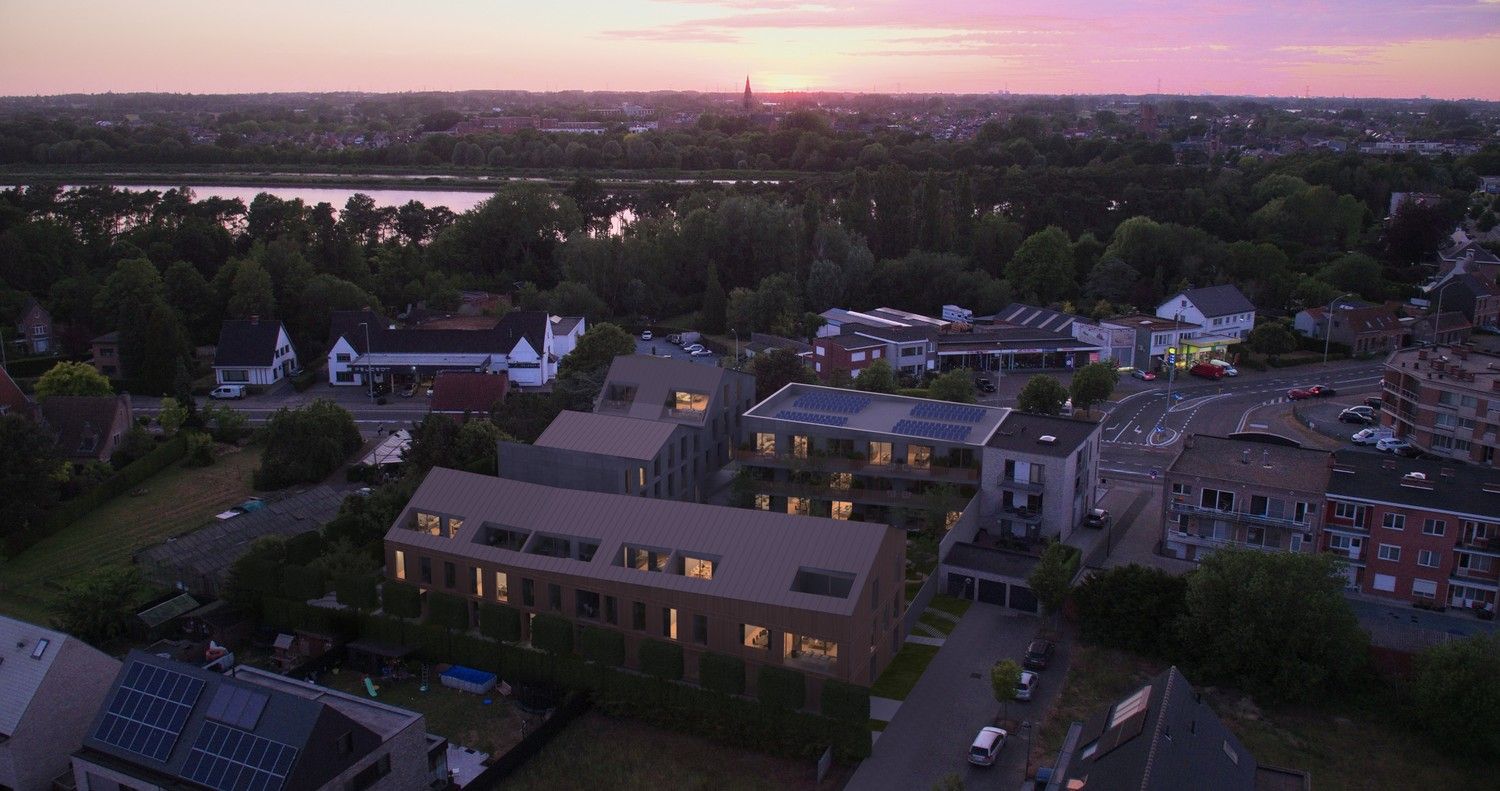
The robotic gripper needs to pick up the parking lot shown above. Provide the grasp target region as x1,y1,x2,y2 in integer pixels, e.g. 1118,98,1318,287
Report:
634,332,727,367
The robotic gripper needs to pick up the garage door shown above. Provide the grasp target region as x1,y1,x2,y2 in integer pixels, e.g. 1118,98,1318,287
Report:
977,579,1007,605
1008,585,1039,613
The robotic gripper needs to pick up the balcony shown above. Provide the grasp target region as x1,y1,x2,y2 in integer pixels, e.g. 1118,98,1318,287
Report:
1167,500,1316,531
995,476,1045,494
1457,536,1500,558
735,449,980,483
1171,530,1289,554
753,479,922,507
1451,565,1500,585
1448,573,1500,592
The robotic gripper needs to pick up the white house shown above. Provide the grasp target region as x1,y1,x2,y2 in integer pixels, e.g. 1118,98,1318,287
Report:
1156,284,1256,362
326,309,581,389
212,317,298,387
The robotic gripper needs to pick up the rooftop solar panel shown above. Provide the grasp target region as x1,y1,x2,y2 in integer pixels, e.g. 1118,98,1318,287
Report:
776,409,849,427
181,721,297,791
892,419,972,443
792,392,871,414
205,684,269,732
909,402,986,424
93,661,205,763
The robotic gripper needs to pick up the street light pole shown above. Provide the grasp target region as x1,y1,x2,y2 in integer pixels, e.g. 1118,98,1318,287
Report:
360,321,373,400
731,329,739,368
1322,292,1361,365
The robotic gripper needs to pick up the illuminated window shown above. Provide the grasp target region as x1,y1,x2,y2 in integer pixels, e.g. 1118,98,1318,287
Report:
830,472,852,490
831,501,853,520
683,557,715,580
792,435,808,459
472,567,484,597
669,390,709,415
663,607,678,640
742,623,769,649
756,432,776,454
447,518,463,537
495,571,509,602
907,445,932,469
754,494,771,511
787,497,809,516
394,550,406,580
868,442,892,465
416,513,441,535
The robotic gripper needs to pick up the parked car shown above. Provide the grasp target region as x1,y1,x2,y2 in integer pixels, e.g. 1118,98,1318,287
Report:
641,330,653,341
690,348,714,356
1352,426,1394,445
667,333,682,345
1083,508,1111,530
1015,670,1039,701
1023,640,1056,670
1339,406,1375,424
1188,362,1224,379
1209,359,1238,376
1287,384,1336,399
1376,437,1415,455
968,726,1008,766
209,384,246,399
1130,368,1157,381
976,376,997,393
683,343,705,353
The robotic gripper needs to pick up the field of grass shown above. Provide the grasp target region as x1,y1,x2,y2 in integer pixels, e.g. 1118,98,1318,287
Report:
870,643,941,701
507,710,851,791
925,595,972,619
1036,643,1491,791
917,611,958,636
0,445,262,622
316,666,527,757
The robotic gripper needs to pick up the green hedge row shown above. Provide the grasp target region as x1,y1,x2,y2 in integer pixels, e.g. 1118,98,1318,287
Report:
638,639,684,680
334,574,380,610
479,601,522,642
699,653,746,695
756,665,806,710
381,581,422,619
426,591,470,630
819,680,871,725
578,625,626,667
531,613,575,655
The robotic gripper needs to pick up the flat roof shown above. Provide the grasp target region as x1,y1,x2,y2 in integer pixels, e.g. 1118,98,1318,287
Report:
986,413,1100,457
744,383,1010,448
1108,314,1202,332
534,410,681,461
386,469,897,617
1384,345,1500,396
1167,435,1331,493
1327,449,1500,520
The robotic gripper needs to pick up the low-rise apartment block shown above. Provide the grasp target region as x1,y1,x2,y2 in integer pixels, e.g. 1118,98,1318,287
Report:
1322,450,1500,613
384,469,906,698
1162,435,1328,562
1381,345,1499,465
498,410,700,500
594,354,755,475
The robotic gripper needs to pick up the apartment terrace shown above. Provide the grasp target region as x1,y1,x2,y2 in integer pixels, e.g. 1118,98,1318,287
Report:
743,383,1010,447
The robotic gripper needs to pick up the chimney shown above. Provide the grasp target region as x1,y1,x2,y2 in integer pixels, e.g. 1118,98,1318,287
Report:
1262,449,1272,468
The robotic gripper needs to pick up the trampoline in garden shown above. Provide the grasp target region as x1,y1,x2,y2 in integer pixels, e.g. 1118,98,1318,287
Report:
440,664,497,695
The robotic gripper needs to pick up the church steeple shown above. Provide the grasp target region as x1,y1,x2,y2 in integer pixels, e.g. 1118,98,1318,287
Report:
742,76,753,110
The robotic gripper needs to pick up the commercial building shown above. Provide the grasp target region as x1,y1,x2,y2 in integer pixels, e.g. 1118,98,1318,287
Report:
1380,345,1499,465
1322,450,1500,612
1156,284,1256,361
1109,314,1200,372
0,616,121,791
71,651,442,791
326,309,583,389
1162,435,1329,562
383,469,907,697
809,332,888,381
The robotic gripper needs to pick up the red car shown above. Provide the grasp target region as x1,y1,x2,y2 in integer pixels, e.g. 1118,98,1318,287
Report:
1188,362,1224,380
1287,385,1337,400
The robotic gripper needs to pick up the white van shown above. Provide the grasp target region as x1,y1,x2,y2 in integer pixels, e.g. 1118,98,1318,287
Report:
1209,360,1239,376
210,384,246,400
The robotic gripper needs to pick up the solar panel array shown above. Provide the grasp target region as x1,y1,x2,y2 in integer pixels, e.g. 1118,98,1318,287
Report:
775,410,849,427
204,684,269,731
792,391,871,414
909,402,986,423
892,419,973,442
181,721,298,791
93,660,205,762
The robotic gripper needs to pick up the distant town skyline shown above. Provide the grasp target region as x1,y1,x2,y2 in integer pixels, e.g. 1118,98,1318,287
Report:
1,0,1498,100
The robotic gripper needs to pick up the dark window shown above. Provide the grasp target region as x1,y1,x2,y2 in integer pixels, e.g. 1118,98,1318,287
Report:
632,601,646,630
419,557,432,584
548,583,562,611
443,562,456,589
521,578,535,607
349,754,392,791
604,596,618,625
692,614,708,645
576,590,600,619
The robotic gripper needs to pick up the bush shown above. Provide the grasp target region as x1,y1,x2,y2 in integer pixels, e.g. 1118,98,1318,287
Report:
345,463,382,484
698,652,746,695
479,602,522,642
637,639,684,680
1411,634,1500,763
531,613,575,655
819,680,870,723
757,665,806,710
578,625,626,667
426,591,470,631
279,565,327,601
381,581,422,619
253,400,361,490
291,369,319,392
182,431,215,467
284,532,327,565
334,574,380,610
1074,565,1188,658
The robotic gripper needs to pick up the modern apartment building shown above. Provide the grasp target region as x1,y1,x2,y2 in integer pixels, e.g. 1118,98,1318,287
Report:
498,410,700,500
383,469,907,699
72,652,443,791
1380,344,1499,466
980,412,1103,543
738,384,1008,529
594,354,756,474
1322,450,1500,613
1162,435,1329,562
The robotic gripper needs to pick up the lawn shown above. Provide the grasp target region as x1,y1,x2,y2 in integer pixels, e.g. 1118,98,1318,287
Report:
917,611,957,636
1035,643,1491,791
315,665,527,757
0,445,263,622
506,710,852,791
870,643,941,701
925,595,972,619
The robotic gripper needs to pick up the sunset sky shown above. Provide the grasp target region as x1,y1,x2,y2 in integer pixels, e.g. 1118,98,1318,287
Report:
2,0,1498,99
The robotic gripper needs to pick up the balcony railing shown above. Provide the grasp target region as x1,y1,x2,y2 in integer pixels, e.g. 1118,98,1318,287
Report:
752,480,924,506
1451,566,1500,584
1457,536,1500,557
995,476,1045,494
1171,530,1291,553
735,450,980,483
1167,500,1316,530
1448,573,1500,592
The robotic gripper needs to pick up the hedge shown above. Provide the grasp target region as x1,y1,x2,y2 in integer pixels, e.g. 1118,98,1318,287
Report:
819,680,871,724
284,532,327,565
638,639,684,680
531,613,575,655
280,565,328,601
757,665,806,710
334,574,380,610
381,581,422,619
291,369,320,392
6,433,187,557
426,591,471,631
698,652,746,695
577,625,626,667
479,602,522,642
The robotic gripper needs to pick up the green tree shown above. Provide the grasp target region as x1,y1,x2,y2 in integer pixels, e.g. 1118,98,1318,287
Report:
1073,564,1188,658
1179,549,1368,702
161,260,215,341
52,566,146,647
1083,257,1139,303
701,264,727,334
1248,321,1298,356
1069,362,1119,415
254,400,362,490
1411,634,1500,763
1028,542,1079,618
853,358,898,393
93,258,164,331
1017,375,1068,415
557,322,635,380
928,369,977,404
990,658,1022,721
157,397,188,436
226,258,277,319
34,361,112,399
750,347,814,401
0,414,62,536
1007,226,1077,304
122,299,191,395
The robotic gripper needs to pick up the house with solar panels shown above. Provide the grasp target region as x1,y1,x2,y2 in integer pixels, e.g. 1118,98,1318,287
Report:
739,383,1009,528
71,651,444,791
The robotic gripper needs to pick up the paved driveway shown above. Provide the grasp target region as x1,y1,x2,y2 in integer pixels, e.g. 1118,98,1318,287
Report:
849,605,1067,791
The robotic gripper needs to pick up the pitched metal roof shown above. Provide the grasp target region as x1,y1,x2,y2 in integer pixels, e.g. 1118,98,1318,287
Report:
430,371,509,414
386,468,897,616
1167,284,1256,318
329,310,547,358
596,354,752,423
213,319,288,367
535,410,682,461
0,615,72,737
990,303,1084,334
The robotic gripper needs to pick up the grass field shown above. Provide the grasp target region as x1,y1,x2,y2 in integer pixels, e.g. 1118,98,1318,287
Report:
316,666,527,757
870,643,941,701
1036,643,1490,791
0,445,262,622
918,611,958,636
925,595,972,619
506,710,852,791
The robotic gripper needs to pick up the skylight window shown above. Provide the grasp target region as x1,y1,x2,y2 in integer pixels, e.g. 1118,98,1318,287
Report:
1109,685,1151,728
31,638,49,659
